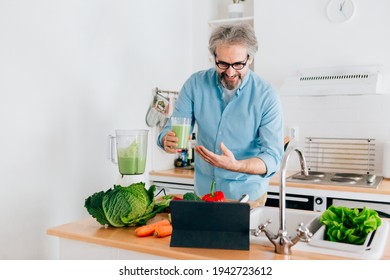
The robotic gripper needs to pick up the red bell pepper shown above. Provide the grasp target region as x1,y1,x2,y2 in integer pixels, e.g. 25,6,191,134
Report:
201,181,225,202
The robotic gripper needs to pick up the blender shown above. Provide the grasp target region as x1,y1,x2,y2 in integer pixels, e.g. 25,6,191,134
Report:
109,129,149,186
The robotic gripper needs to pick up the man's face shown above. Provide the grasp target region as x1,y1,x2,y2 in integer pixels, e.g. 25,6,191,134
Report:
214,43,250,90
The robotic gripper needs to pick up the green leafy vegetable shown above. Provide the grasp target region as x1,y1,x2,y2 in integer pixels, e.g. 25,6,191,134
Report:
320,205,382,245
84,190,110,226
183,192,203,201
84,182,172,227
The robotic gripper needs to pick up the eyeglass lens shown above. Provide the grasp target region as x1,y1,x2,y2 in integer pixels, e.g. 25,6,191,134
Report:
215,55,249,70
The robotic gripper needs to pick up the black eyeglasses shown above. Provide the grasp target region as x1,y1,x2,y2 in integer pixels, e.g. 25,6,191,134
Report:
215,55,249,70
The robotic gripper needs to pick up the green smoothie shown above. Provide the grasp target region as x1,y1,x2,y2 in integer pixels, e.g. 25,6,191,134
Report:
118,156,146,175
172,124,191,149
117,140,146,175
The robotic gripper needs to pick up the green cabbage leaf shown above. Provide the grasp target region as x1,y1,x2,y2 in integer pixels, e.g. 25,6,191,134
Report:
320,205,382,245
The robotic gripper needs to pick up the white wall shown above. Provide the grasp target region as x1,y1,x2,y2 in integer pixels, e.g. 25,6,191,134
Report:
0,0,192,259
254,0,390,173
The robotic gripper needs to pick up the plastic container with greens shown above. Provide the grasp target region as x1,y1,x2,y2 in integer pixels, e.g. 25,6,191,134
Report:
319,205,382,245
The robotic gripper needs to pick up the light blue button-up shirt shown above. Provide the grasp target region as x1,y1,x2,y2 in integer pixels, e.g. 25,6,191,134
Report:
157,68,284,201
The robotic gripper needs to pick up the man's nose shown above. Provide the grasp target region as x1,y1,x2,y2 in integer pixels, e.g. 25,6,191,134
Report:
224,66,236,76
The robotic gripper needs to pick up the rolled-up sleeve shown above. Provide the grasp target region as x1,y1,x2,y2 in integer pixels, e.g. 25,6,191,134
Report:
256,89,284,178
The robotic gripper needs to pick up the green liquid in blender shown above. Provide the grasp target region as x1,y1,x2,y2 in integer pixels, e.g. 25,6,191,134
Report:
118,156,146,175
117,141,146,175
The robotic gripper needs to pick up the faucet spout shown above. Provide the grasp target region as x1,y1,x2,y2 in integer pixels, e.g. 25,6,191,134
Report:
280,146,309,233
253,145,312,255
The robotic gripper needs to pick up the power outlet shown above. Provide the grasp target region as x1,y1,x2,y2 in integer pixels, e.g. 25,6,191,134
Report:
290,126,299,141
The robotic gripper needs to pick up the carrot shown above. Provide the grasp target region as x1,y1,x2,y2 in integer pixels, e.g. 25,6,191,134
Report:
154,224,173,238
134,225,155,237
135,219,170,237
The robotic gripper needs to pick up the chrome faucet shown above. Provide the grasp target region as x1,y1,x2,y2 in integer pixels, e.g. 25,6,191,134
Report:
253,146,313,255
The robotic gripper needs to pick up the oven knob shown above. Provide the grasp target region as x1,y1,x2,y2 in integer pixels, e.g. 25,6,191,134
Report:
315,197,323,205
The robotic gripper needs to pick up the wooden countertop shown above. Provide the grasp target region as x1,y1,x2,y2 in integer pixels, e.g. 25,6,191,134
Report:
47,214,390,260
150,168,195,179
149,169,390,196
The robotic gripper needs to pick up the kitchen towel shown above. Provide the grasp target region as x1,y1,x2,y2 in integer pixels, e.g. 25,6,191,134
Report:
383,141,390,178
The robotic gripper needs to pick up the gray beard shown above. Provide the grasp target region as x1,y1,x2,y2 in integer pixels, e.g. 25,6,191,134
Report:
219,75,242,91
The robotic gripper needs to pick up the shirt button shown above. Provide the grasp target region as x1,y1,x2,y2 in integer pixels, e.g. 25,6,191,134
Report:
219,131,222,135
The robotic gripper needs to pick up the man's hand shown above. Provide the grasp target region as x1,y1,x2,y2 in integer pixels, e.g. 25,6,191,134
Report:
195,142,240,171
195,142,267,175
162,131,178,154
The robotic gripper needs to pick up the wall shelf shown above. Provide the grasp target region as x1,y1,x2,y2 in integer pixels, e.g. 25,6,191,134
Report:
208,16,254,28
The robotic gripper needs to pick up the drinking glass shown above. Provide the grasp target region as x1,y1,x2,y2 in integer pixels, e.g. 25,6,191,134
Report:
171,117,191,150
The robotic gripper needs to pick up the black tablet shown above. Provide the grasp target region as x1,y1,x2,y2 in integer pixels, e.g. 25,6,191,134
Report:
169,200,250,250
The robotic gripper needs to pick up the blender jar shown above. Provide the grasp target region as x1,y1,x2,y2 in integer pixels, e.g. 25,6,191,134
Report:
109,129,149,175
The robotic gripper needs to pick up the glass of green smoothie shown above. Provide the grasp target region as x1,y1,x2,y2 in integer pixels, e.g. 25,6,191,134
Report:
109,129,149,175
171,117,191,150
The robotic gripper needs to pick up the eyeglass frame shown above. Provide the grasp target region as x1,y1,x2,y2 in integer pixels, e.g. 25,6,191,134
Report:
214,54,250,70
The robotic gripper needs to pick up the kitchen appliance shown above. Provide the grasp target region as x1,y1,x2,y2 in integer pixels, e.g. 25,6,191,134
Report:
287,171,382,188
265,192,326,212
109,129,149,185
286,137,383,188
280,65,384,96
266,192,390,218
266,137,389,215
266,137,390,214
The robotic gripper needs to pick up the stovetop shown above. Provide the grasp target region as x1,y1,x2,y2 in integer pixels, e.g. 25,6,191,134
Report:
286,171,383,189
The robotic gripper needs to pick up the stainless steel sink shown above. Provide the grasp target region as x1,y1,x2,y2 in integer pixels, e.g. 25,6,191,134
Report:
249,206,321,247
250,206,389,259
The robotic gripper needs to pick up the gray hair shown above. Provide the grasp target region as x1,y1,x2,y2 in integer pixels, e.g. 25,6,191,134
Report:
208,23,258,60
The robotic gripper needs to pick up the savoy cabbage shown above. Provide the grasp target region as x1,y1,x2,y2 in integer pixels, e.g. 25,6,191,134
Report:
85,182,171,227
